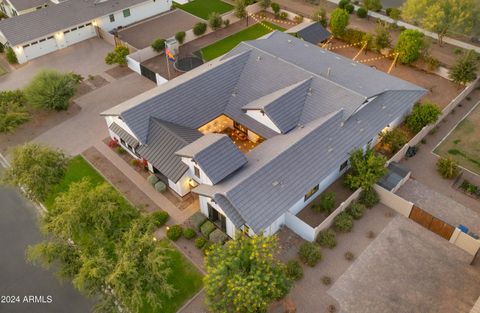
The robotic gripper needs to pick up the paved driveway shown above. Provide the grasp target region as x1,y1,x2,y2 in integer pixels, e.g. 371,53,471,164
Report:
33,73,156,156
0,176,92,313
329,215,480,313
0,38,115,90
118,9,202,49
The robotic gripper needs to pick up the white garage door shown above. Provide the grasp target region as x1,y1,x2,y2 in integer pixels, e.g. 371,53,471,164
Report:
64,24,96,46
24,37,58,60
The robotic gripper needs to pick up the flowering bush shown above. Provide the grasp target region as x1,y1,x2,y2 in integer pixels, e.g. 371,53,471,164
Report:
108,138,118,148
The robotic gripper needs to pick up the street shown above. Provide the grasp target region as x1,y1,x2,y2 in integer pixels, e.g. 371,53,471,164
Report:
0,167,92,313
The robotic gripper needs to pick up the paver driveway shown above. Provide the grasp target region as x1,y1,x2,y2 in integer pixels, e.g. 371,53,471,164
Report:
0,37,115,90
33,72,156,155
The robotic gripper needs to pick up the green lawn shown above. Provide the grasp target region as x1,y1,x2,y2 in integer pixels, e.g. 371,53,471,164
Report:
201,22,286,61
173,0,233,20
434,104,480,175
44,155,105,209
142,240,203,313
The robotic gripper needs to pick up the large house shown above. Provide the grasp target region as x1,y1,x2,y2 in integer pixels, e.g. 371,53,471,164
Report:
0,0,171,63
102,31,426,239
0,0,50,17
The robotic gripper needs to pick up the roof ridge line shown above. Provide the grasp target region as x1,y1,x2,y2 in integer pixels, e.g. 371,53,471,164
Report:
241,39,368,101
150,117,191,145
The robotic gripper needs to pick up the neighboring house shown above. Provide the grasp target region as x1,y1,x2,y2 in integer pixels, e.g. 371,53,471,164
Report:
0,0,50,17
102,31,425,240
0,0,171,63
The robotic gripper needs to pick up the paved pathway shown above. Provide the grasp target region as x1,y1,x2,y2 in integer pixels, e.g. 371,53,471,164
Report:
33,73,155,156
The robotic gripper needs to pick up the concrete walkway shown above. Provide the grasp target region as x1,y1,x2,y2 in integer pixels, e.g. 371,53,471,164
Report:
93,141,197,224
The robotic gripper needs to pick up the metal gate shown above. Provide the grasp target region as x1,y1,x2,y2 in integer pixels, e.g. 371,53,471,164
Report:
140,63,157,84
409,206,455,240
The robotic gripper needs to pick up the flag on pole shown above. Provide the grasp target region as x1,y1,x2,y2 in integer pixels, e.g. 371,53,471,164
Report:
166,48,176,62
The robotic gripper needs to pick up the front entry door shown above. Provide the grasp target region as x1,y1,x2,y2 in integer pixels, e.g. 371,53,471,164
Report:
208,203,227,232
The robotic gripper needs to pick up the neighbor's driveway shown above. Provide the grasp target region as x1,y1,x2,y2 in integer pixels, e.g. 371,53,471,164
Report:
0,38,115,90
118,9,202,49
33,73,156,156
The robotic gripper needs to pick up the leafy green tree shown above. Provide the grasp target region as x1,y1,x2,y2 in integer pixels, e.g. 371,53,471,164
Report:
394,29,425,64
2,143,68,201
330,8,349,37
312,7,328,27
204,234,292,313
271,2,281,17
449,50,478,85
175,31,186,44
356,7,368,18
405,102,441,133
344,145,387,190
363,0,382,12
0,90,30,133
24,69,81,111
105,45,129,66
234,0,247,19
374,22,391,50
379,128,408,153
208,12,223,31
258,0,271,10
401,0,479,45
151,38,166,52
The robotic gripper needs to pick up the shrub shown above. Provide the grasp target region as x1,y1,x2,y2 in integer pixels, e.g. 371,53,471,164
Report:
344,146,387,190
363,0,382,11
202,242,213,255
344,251,354,261
356,7,368,18
271,2,281,16
321,276,332,285
208,12,223,31
193,22,207,36
379,128,408,153
223,19,230,27
6,47,17,64
319,192,336,214
386,7,401,20
154,180,167,192
189,211,208,231
175,31,186,44
149,211,169,227
340,28,367,45
344,3,354,14
24,70,81,111
405,102,441,133
201,220,216,237
330,8,349,37
116,146,125,154
298,242,322,267
312,7,327,27
316,229,337,248
359,187,379,208
374,22,391,50
209,229,228,244
328,304,337,313
105,45,129,65
286,260,303,280
0,42,4,53
449,50,478,85
334,212,353,232
436,157,459,179
293,15,304,23
183,227,197,239
130,159,139,166
346,201,366,219
147,174,160,186
258,0,271,10
0,90,30,133
395,29,425,64
167,225,183,241
279,11,288,19
195,236,207,249
151,38,166,52
234,0,247,19
338,0,349,9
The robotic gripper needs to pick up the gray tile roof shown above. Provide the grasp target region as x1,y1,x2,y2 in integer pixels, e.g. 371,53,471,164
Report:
136,118,202,183
106,31,426,232
8,0,50,11
176,134,248,184
0,0,148,45
296,22,331,45
109,122,139,148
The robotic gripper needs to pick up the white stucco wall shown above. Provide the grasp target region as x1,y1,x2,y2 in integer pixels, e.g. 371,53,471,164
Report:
199,195,237,238
181,157,214,185
168,174,191,197
245,110,281,133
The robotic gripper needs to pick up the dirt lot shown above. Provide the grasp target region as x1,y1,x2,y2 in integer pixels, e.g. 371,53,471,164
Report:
435,100,480,175
118,9,202,49
328,38,463,109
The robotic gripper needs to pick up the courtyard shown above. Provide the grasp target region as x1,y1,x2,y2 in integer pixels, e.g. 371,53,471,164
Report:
117,9,202,49
434,100,480,175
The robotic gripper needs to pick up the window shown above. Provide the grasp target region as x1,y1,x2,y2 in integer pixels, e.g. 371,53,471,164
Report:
22,44,29,48
30,41,38,45
47,36,54,40
304,184,319,201
85,22,92,26
63,30,70,34
120,138,126,146
123,8,131,17
79,25,84,29
71,27,77,31
109,14,115,22
194,166,200,178
340,160,348,172
39,38,46,42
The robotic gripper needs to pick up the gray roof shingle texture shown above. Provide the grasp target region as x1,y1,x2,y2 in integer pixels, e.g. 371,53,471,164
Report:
8,0,50,11
109,31,425,233
296,22,331,44
109,122,139,148
0,0,148,45
176,134,247,184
